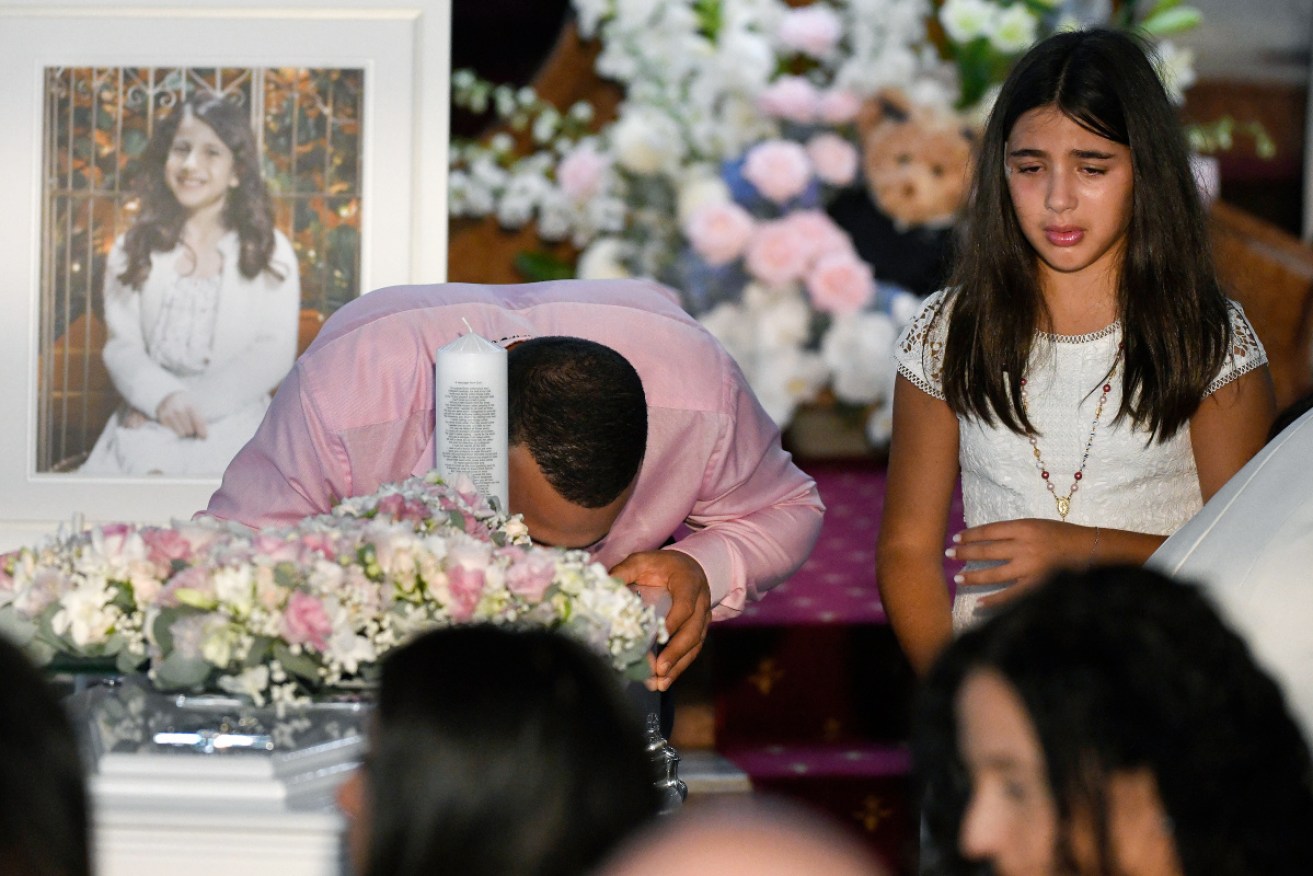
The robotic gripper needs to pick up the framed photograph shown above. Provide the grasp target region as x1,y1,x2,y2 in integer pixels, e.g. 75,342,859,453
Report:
0,1,451,543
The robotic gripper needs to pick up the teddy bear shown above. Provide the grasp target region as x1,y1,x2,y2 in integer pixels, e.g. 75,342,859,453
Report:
827,88,976,296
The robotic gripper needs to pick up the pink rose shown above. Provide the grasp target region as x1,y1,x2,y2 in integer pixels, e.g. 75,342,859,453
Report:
818,89,862,125
375,494,429,524
777,5,843,58
806,133,859,186
173,522,225,556
158,566,213,608
14,568,64,616
805,251,876,314
755,77,819,124
297,532,339,561
504,552,557,603
140,527,193,569
684,201,755,266
251,533,300,563
446,565,485,622
780,209,853,263
557,145,610,203
744,219,812,288
96,522,136,558
741,140,813,205
282,591,333,652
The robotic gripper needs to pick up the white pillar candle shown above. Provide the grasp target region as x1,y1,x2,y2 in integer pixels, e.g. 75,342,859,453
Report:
434,323,508,511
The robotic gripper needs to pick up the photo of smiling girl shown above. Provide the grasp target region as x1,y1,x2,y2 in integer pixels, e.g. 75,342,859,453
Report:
876,28,1277,674
80,93,300,476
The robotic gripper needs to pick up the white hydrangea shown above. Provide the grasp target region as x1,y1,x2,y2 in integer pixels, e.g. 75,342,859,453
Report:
821,311,899,404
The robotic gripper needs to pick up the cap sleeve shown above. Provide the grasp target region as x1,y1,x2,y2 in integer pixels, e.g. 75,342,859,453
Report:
1203,299,1269,398
893,289,951,400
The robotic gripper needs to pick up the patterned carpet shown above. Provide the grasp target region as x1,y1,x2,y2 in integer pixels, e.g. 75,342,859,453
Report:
726,460,965,627
709,460,966,874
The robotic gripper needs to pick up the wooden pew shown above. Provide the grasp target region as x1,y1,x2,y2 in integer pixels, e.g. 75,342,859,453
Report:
1210,199,1313,413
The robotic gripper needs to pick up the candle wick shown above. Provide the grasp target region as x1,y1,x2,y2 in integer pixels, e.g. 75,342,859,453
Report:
461,317,475,335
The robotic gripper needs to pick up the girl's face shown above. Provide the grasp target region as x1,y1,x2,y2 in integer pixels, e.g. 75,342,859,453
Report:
955,669,1182,876
164,110,239,216
955,669,1060,876
1004,106,1133,294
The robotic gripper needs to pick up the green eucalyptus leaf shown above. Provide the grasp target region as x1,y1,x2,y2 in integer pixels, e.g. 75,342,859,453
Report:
153,652,212,690
513,250,576,282
273,643,322,682
116,649,148,674
1140,6,1202,35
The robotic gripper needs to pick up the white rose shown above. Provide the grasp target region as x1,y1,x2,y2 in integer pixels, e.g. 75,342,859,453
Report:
821,312,898,404
676,171,732,224
577,238,634,280
51,586,117,648
609,107,684,175
217,665,271,706
939,0,997,44
988,3,1039,55
751,347,829,427
212,566,255,616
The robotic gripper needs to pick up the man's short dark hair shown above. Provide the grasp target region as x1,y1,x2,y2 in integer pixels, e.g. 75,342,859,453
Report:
508,337,647,508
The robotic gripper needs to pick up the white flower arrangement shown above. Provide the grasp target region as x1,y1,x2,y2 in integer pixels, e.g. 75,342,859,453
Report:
448,0,1201,445
0,473,664,706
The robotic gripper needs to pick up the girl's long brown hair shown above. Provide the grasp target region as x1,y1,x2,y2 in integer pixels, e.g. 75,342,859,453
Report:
941,29,1229,442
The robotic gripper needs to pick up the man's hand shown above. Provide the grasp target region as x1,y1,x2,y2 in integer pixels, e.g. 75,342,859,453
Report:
609,550,712,692
156,391,208,439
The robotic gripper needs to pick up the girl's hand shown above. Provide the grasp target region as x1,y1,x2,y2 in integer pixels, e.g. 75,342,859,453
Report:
121,408,148,429
947,518,1094,609
156,392,209,439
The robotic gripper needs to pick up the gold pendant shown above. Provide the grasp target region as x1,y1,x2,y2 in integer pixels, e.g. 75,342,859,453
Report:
1056,496,1070,520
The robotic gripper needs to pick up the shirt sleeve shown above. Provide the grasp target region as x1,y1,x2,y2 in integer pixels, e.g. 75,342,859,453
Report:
1203,299,1269,398
664,359,826,619
202,361,347,528
892,289,950,401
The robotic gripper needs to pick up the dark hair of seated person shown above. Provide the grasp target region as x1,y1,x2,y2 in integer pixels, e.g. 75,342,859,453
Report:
359,625,660,876
508,337,647,508
0,635,91,876
914,565,1313,876
1268,388,1313,442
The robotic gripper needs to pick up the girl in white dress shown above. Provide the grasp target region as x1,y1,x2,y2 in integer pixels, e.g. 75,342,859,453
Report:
877,29,1276,675
81,94,300,476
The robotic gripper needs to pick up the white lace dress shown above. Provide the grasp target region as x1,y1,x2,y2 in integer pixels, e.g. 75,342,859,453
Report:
894,289,1268,630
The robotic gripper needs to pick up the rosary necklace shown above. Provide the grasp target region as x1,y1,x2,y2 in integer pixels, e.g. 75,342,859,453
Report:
1021,345,1122,521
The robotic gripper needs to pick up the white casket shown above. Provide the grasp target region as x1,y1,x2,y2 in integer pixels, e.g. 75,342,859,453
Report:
66,676,365,876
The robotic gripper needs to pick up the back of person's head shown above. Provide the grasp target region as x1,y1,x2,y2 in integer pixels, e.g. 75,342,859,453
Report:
508,337,647,508
947,28,1227,441
0,636,91,876
361,625,659,876
915,565,1313,875
599,797,889,875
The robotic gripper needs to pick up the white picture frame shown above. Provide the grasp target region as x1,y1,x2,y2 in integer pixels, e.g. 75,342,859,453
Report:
0,1,451,546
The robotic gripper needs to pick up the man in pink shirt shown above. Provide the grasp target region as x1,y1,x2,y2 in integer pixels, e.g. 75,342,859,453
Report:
206,279,824,689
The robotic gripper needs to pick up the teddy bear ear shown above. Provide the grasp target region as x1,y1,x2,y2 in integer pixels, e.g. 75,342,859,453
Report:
857,87,912,135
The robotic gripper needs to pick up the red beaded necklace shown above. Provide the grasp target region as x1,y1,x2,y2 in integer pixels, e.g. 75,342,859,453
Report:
1021,346,1122,521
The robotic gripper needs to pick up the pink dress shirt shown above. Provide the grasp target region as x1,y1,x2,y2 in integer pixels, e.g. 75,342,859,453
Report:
205,279,824,618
